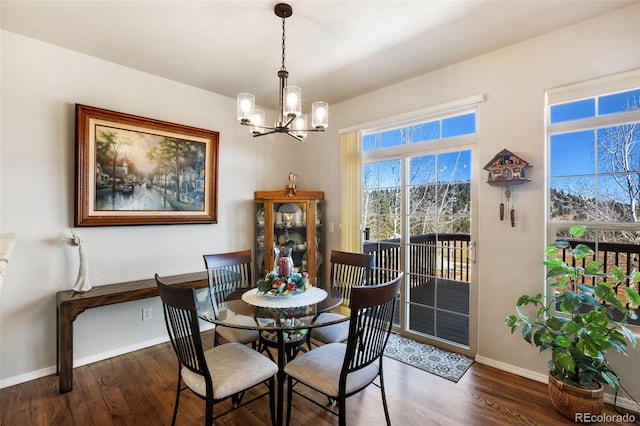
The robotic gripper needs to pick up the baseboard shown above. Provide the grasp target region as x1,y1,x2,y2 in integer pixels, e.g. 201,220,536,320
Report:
72,335,170,368
0,365,58,390
0,323,215,390
475,355,640,413
475,355,548,383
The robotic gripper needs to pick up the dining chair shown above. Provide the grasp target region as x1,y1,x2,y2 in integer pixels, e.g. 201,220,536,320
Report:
203,250,260,348
155,274,278,426
308,250,375,346
284,272,403,426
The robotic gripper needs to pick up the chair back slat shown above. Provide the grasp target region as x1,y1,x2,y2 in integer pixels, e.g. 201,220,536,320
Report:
210,263,250,295
329,250,375,304
203,250,253,318
156,274,210,379
341,273,402,375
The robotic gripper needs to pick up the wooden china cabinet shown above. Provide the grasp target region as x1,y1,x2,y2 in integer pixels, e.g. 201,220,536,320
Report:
254,190,325,286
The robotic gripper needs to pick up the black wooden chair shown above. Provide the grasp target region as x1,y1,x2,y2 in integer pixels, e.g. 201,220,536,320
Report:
284,273,403,426
203,250,260,348
155,274,278,425
308,250,375,346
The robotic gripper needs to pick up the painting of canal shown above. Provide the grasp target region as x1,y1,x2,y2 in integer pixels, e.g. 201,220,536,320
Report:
75,104,218,226
94,124,206,212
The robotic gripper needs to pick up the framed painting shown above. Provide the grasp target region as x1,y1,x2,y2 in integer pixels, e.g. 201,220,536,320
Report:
75,104,219,226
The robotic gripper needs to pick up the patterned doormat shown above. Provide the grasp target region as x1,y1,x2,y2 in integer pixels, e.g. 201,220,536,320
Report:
383,333,473,382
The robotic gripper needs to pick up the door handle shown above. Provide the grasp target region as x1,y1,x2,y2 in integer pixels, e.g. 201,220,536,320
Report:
468,241,476,263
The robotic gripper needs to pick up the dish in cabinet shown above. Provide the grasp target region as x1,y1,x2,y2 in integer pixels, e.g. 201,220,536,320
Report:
278,231,303,246
278,203,303,226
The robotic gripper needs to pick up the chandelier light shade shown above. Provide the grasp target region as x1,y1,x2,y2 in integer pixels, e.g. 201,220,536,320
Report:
251,109,266,135
284,86,302,117
237,93,255,123
292,114,307,138
237,3,328,142
311,101,329,128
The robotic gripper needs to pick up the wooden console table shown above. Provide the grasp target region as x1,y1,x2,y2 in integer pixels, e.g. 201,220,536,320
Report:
56,271,208,394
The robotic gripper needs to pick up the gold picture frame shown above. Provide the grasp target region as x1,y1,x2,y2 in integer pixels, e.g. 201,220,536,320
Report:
75,104,219,226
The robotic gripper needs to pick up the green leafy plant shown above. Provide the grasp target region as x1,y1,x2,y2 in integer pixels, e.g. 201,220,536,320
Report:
505,225,640,390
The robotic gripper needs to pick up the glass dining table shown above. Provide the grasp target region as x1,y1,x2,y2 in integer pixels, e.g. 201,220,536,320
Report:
196,285,349,426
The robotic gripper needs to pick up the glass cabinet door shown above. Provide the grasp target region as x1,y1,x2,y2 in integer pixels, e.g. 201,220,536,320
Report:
255,201,266,275
254,191,324,286
315,201,325,288
273,201,308,276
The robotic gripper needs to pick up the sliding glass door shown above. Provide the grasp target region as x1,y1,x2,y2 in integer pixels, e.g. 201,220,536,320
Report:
363,150,472,350
405,150,471,347
360,107,477,354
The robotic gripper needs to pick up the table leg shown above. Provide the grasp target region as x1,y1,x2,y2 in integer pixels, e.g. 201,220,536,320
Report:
276,329,286,426
56,304,59,375
58,304,73,394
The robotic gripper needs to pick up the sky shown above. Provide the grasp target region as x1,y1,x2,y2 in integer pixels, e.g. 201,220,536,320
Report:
549,88,640,205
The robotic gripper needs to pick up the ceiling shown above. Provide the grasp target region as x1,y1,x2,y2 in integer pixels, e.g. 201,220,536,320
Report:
1,0,637,112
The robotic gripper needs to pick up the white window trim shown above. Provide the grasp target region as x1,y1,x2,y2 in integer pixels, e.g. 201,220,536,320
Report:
339,94,485,136
546,68,640,106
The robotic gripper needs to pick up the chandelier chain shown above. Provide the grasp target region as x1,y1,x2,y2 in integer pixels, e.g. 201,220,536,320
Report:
281,17,287,72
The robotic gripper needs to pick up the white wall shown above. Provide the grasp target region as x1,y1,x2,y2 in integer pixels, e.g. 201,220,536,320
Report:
312,4,640,406
0,29,316,386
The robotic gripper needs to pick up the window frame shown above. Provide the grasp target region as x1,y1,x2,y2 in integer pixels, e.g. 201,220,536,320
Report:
546,70,640,232
545,70,640,327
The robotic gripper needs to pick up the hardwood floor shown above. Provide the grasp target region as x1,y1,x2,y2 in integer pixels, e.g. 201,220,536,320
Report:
1,331,637,425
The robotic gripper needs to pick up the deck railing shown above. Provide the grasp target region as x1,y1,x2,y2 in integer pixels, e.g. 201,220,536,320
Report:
362,233,471,284
362,234,640,325
363,234,640,290
363,233,472,345
557,239,640,318
559,239,640,280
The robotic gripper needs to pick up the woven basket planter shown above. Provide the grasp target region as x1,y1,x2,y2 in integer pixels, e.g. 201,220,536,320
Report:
548,372,604,422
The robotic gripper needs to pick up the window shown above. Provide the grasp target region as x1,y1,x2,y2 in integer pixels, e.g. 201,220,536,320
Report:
548,76,640,224
363,112,476,153
546,69,640,324
362,109,475,242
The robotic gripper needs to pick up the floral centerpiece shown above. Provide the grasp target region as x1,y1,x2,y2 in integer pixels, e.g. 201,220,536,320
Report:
257,271,311,297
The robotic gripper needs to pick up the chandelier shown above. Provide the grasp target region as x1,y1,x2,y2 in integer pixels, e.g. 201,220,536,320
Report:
236,3,328,142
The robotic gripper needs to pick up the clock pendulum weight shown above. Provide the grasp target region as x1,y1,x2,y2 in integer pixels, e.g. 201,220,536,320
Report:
500,187,515,227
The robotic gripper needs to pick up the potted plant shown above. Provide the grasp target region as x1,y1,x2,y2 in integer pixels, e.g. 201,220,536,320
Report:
505,225,639,420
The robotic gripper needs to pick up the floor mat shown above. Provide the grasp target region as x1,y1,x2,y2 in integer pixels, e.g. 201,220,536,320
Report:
383,333,473,382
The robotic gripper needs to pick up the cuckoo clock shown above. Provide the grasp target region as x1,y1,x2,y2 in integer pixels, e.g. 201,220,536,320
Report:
483,149,532,227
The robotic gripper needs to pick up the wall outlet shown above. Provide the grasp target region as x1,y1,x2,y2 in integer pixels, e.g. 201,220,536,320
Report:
142,308,152,321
